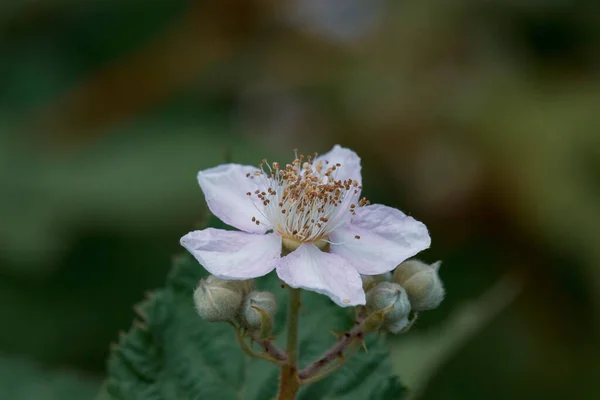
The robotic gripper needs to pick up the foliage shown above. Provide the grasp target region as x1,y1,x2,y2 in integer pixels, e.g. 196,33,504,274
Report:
99,253,405,400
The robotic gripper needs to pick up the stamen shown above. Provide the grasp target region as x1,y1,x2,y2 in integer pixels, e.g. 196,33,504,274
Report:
246,149,365,242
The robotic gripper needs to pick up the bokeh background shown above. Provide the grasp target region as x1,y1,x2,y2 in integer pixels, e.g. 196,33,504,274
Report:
1,0,599,398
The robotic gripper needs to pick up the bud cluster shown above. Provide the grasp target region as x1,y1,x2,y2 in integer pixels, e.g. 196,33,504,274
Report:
193,275,278,338
363,259,445,334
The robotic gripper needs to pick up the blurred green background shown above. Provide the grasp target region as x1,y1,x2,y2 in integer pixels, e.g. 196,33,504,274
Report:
1,0,599,398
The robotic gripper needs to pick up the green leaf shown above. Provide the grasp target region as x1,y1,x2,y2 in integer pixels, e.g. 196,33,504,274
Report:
98,253,406,400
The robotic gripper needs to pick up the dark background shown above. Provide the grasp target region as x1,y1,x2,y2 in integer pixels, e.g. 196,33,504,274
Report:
1,1,599,398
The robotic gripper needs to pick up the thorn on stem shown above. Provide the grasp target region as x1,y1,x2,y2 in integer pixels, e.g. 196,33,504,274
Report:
360,340,368,353
330,330,344,340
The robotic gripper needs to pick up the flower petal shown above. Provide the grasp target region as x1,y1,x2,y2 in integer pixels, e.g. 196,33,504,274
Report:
181,228,282,279
329,204,431,275
315,145,362,186
276,243,365,307
198,164,271,234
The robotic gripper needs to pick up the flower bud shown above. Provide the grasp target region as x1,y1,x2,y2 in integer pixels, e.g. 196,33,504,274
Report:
393,260,445,311
386,319,409,334
366,282,411,332
193,276,245,322
361,272,393,292
204,275,254,296
242,291,277,339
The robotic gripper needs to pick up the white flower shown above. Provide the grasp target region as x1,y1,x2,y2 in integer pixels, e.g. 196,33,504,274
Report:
180,145,431,307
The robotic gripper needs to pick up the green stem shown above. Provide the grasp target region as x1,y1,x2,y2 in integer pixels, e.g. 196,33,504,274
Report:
298,317,367,382
277,287,302,400
285,287,301,366
231,326,287,365
300,339,362,384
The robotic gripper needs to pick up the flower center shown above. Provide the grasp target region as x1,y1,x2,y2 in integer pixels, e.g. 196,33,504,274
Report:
282,236,329,253
245,150,369,244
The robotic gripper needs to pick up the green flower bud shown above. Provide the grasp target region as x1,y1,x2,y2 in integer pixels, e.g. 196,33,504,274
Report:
386,320,406,334
393,259,445,311
366,282,411,332
193,276,245,322
361,272,393,292
242,291,277,339
204,275,254,296
387,313,418,334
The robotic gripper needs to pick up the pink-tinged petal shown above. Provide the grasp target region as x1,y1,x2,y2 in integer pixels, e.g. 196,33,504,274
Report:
198,164,271,234
329,204,431,275
181,228,282,279
276,243,365,307
315,145,362,187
